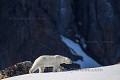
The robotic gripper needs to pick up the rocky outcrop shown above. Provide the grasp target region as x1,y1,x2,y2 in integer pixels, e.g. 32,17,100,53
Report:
0,61,32,77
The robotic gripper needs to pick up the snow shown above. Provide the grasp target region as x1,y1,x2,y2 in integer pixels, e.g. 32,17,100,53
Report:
61,36,101,68
3,64,120,80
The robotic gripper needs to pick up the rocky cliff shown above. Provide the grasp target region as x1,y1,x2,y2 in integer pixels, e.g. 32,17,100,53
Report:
0,0,120,69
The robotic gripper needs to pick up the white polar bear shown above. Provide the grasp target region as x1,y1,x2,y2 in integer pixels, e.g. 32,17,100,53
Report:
29,55,72,73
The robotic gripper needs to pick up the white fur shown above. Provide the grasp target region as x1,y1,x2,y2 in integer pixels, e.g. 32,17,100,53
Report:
29,55,72,73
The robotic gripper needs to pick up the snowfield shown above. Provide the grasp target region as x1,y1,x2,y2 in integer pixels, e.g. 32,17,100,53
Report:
3,64,120,80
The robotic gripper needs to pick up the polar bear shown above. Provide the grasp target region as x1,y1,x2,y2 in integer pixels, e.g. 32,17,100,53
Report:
29,55,72,73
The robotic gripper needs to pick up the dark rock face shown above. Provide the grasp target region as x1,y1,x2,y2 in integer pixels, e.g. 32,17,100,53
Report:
0,0,120,69
74,0,120,65
0,0,81,69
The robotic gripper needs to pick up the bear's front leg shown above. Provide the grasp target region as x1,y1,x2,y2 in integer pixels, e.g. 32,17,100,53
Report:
53,65,59,72
57,66,64,71
39,67,45,73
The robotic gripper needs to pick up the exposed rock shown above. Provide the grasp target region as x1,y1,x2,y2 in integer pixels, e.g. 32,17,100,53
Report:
74,0,120,65
0,61,32,77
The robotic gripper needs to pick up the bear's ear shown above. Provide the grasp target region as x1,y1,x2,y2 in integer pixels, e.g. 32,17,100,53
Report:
65,58,68,60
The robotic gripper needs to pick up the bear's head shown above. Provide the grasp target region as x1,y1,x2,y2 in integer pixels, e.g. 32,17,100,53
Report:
62,57,72,64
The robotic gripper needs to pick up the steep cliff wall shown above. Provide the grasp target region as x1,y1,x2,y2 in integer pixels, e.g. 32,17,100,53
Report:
0,0,120,69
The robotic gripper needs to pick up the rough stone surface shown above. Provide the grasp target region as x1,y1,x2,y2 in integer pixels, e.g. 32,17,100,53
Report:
0,61,32,77
0,0,81,69
74,0,120,65
0,0,120,69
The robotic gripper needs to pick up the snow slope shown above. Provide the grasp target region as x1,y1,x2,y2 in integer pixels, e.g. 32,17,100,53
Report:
61,36,101,68
3,64,120,80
